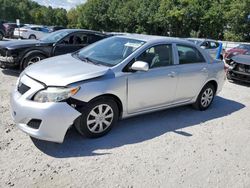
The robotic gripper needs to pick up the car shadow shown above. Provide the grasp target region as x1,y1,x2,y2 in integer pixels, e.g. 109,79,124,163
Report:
32,96,245,158
1,69,20,77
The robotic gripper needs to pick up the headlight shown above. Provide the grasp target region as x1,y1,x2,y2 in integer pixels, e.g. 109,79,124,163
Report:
229,62,236,69
33,86,80,103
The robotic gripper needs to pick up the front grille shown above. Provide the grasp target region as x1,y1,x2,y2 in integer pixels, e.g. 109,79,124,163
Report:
0,49,6,56
230,72,250,83
27,119,42,129
235,63,250,73
17,83,30,95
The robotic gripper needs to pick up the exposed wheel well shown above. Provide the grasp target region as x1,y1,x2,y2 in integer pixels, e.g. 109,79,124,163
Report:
206,80,218,93
90,94,123,118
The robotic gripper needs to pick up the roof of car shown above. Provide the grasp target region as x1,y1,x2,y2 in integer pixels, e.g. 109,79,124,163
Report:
56,28,106,35
186,38,217,42
115,34,193,44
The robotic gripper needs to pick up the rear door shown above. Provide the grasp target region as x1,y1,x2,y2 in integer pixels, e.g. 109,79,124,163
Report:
174,44,208,102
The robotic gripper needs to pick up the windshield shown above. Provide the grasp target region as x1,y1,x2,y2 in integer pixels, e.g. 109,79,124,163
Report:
76,36,145,66
237,44,250,50
40,30,71,43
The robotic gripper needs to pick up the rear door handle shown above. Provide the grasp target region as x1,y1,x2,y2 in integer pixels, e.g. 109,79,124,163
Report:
168,71,176,78
201,68,208,73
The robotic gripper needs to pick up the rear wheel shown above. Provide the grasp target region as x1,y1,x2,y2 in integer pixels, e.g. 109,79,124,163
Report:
193,83,215,111
22,53,46,70
75,98,119,138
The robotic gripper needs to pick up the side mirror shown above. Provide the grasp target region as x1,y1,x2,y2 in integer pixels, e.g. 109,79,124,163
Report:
131,61,149,72
200,46,206,49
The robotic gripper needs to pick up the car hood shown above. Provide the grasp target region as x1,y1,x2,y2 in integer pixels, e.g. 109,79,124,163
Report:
227,48,247,53
0,39,51,49
24,54,110,86
232,55,250,65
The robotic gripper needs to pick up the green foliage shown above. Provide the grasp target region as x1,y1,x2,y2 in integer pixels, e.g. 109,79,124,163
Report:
0,0,68,26
0,0,249,42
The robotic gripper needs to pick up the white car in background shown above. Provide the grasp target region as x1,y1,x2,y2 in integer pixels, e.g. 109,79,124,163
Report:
187,38,223,60
14,25,49,39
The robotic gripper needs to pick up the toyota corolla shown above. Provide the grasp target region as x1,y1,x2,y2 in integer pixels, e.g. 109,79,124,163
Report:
10,35,226,143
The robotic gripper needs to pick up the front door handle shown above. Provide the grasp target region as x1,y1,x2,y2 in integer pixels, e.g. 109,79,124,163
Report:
168,71,176,78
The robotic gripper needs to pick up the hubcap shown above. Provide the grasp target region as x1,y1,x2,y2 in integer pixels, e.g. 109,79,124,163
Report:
201,88,214,107
28,56,41,66
87,104,114,133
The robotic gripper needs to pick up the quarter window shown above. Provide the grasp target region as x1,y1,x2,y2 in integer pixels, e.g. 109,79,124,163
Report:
177,45,205,64
137,44,173,69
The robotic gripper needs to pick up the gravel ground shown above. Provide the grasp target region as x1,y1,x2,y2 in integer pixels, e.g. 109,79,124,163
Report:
0,68,250,188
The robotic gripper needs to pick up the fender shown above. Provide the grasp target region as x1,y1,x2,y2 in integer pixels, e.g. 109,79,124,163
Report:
20,50,48,69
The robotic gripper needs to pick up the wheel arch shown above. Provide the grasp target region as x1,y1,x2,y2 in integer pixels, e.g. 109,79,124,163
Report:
29,34,36,39
89,93,123,118
20,50,48,69
204,79,218,93
193,79,218,103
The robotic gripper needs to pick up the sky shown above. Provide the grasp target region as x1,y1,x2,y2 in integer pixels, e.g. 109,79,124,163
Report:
32,0,86,10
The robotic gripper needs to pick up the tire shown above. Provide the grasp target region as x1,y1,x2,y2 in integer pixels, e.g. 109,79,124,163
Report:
29,35,36,39
219,54,223,60
22,53,46,70
0,32,3,40
75,97,119,138
193,83,215,111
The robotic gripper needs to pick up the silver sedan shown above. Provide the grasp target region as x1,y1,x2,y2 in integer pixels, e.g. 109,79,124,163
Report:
10,35,226,143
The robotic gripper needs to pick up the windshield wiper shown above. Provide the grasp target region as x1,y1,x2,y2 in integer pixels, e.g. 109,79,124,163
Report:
77,54,102,66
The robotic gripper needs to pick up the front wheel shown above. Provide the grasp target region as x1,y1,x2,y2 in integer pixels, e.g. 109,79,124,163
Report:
193,83,215,111
22,53,46,70
75,98,119,138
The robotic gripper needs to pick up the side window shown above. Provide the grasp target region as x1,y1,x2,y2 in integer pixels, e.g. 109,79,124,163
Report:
61,33,87,45
210,42,218,49
136,44,173,69
177,45,205,64
201,41,209,49
60,33,104,46
87,34,104,44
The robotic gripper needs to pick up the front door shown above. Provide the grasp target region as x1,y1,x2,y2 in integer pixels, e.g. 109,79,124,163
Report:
127,44,178,113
